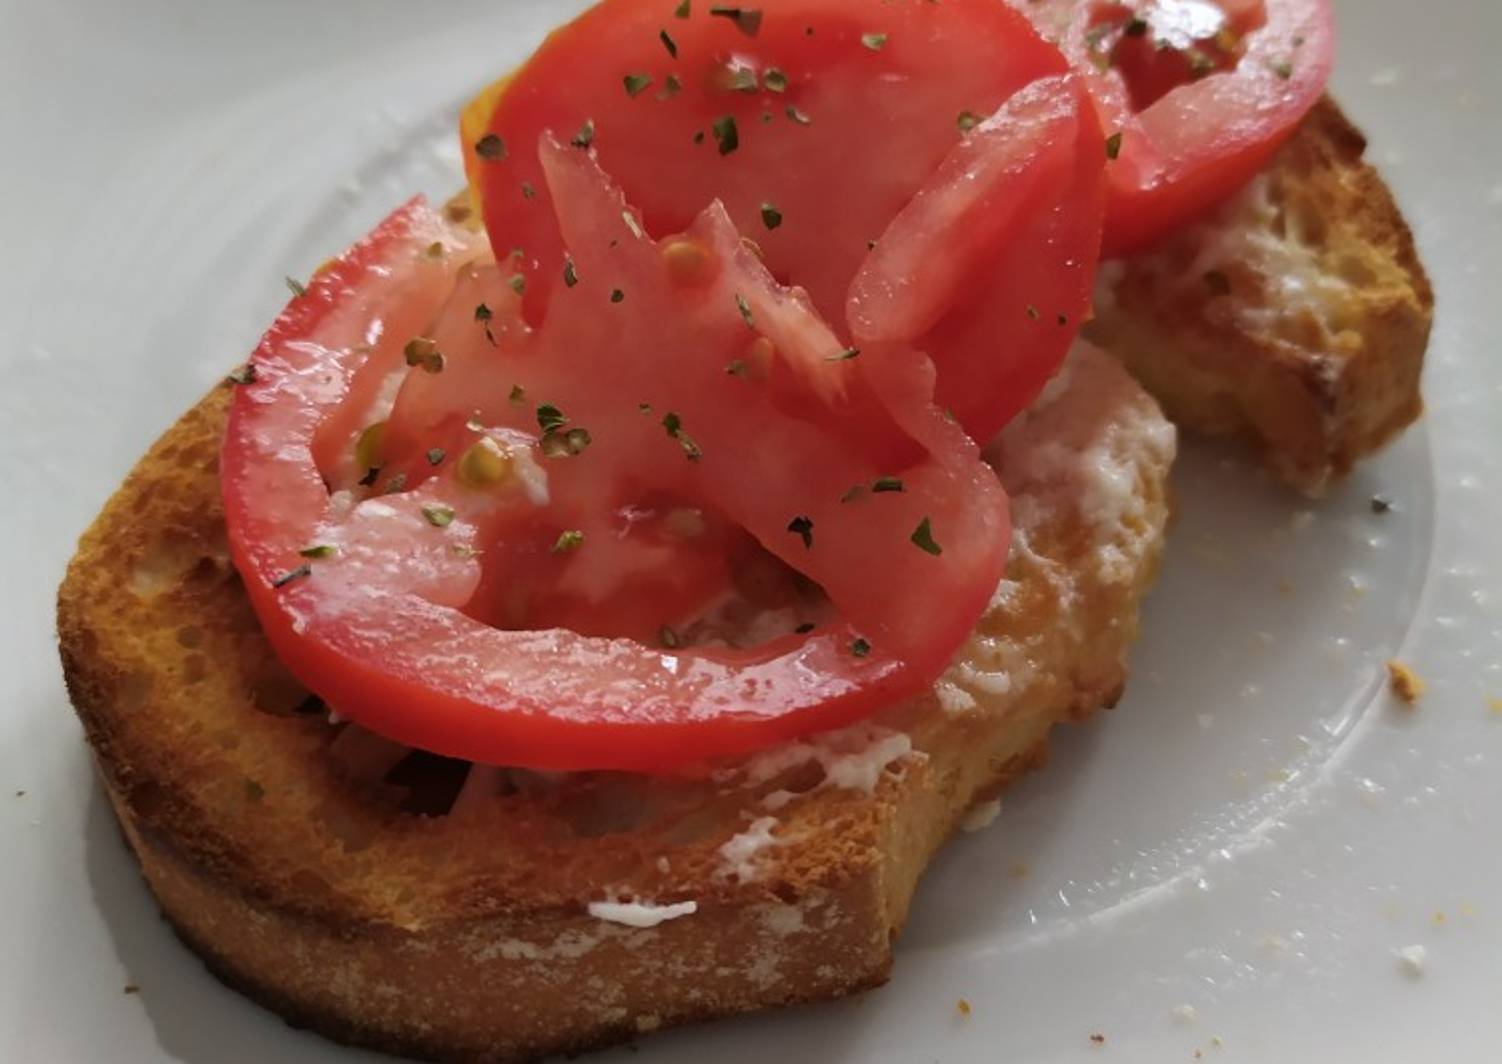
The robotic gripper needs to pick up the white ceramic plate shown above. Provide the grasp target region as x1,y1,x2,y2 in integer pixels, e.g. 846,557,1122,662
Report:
3,1,1499,1060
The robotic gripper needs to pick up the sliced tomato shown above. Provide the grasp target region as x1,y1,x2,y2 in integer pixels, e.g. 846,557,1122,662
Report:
222,137,1009,772
1017,0,1333,254
464,0,1102,440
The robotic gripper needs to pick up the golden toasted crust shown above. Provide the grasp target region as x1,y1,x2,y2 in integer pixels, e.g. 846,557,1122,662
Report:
1088,97,1433,494
58,343,1172,1062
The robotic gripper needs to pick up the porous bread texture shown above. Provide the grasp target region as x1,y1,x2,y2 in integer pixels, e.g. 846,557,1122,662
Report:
1088,97,1432,495
59,342,1171,1062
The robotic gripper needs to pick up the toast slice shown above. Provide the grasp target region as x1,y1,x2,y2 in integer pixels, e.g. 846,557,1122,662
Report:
58,342,1173,1062
1088,97,1433,494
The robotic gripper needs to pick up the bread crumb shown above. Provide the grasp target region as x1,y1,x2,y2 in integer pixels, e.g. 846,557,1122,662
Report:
1432,911,1446,927
1487,698,1502,715
1090,1033,1106,1045
123,984,139,995
1211,1036,1224,1049
1008,861,1030,879
956,997,971,1016
1396,944,1427,976
1171,1004,1198,1024
1387,661,1424,704
633,1014,662,1033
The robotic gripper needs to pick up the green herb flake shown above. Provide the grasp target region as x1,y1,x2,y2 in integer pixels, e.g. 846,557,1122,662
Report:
298,544,337,560
658,73,684,99
763,67,788,92
272,564,313,589
711,114,739,154
509,384,526,404
674,0,691,16
382,472,408,495
661,411,703,461
1057,313,1069,327
553,529,586,553
563,259,579,288
422,504,456,529
1272,59,1294,79
403,337,445,374
426,448,446,466
539,427,593,458
693,129,706,144
1025,304,1040,321
787,515,814,549
357,467,381,487
723,64,760,93
1187,49,1216,77
475,303,497,344
659,28,679,58
786,104,812,125
826,347,860,361
861,32,888,51
709,6,763,36
638,401,653,414
508,273,527,294
285,275,308,298
760,202,783,230
1370,494,1394,514
735,293,754,327
840,485,866,503
536,404,567,434
1124,15,1149,36
571,118,597,149
474,133,507,161
726,359,748,377
659,624,682,649
520,181,537,200
850,637,871,657
226,363,257,386
425,241,446,259
871,476,904,493
957,110,982,132
1105,131,1124,160
910,516,942,556
610,288,626,303
624,72,654,97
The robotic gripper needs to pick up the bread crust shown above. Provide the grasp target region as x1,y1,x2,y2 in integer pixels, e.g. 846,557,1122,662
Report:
59,344,1171,1062
1089,97,1433,494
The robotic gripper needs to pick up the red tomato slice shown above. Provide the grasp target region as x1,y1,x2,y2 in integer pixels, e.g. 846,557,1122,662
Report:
848,75,1105,443
222,137,1009,772
465,0,1101,441
1017,0,1334,255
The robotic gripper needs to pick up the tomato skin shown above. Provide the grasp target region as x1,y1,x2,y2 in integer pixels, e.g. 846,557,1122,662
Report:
1020,0,1334,255
465,0,1107,448
471,0,1070,327
848,75,1105,443
222,141,1009,773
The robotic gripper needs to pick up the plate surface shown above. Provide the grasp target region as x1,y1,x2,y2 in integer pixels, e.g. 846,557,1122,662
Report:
2,1,1499,1061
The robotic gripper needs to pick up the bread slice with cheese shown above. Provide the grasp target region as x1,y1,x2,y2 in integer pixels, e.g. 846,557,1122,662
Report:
1088,97,1433,494
58,341,1173,1062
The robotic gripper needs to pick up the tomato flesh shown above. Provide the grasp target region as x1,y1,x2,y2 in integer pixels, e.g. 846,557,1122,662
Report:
1017,0,1333,255
222,139,1009,772
467,0,1102,440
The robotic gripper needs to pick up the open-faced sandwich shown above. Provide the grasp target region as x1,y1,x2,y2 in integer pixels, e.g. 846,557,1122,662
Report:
57,0,1430,1060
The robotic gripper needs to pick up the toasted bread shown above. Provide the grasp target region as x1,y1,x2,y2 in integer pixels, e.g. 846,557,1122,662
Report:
1089,97,1433,494
58,342,1172,1062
